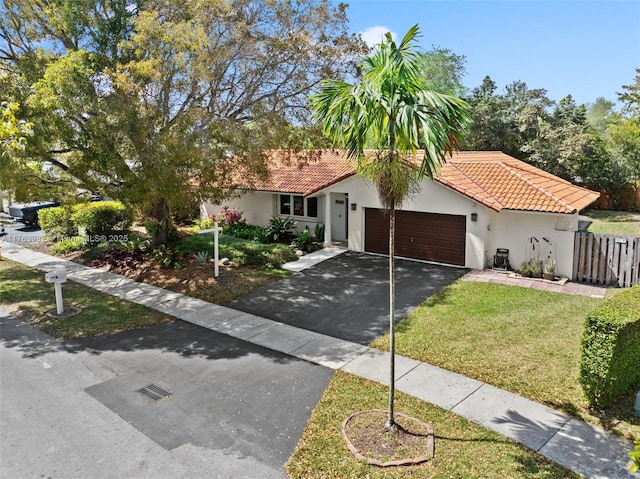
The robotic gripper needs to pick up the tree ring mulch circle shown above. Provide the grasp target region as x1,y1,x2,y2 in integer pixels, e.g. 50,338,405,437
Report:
341,409,435,467
45,307,82,318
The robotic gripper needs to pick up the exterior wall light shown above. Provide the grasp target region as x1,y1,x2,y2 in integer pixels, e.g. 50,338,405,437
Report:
471,212,478,222
351,203,357,211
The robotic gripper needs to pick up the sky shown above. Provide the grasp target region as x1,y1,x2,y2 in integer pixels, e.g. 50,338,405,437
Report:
335,0,640,106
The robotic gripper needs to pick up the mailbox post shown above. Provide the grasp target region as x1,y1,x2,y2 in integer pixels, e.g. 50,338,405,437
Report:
45,268,67,315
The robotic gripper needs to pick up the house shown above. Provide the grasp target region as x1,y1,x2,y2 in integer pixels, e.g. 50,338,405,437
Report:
202,150,600,278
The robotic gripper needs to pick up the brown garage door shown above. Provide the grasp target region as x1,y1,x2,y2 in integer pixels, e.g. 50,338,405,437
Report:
365,208,466,266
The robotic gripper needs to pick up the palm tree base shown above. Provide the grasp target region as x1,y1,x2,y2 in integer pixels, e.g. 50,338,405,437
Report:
341,409,434,467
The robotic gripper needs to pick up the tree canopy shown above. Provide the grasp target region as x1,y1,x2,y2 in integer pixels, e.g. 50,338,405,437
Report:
0,0,364,242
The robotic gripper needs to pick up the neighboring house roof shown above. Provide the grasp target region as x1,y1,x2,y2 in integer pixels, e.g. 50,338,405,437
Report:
250,149,600,214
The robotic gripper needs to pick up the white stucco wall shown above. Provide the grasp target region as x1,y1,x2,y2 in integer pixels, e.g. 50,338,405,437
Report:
201,181,580,276
485,210,579,277
323,176,488,270
201,191,275,226
202,191,325,233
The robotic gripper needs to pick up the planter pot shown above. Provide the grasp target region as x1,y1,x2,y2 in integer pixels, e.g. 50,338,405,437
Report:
543,273,555,281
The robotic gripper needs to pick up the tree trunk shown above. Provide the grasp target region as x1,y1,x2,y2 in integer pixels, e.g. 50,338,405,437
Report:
386,204,397,431
148,198,170,247
0,191,4,213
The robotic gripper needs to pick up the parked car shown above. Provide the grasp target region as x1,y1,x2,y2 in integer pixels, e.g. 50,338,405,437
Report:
8,200,60,228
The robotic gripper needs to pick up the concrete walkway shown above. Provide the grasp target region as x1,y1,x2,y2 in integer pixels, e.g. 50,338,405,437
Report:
1,242,635,478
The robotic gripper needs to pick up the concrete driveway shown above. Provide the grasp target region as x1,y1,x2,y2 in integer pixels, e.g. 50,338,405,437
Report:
230,251,468,345
1,311,332,478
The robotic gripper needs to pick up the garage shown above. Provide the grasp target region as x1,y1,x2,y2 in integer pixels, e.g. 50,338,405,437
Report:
365,208,466,266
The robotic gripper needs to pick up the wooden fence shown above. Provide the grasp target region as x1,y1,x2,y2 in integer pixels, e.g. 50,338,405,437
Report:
573,232,640,287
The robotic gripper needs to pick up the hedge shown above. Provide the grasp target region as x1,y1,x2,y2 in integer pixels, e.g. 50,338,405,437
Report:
579,284,640,408
38,206,77,241
40,201,133,243
70,201,133,238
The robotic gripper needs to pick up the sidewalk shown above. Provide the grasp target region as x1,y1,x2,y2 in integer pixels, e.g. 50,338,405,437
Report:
1,242,635,478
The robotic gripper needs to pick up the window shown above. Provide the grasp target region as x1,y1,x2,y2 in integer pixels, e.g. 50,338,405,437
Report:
278,194,318,218
279,195,290,215
307,197,318,218
293,195,304,216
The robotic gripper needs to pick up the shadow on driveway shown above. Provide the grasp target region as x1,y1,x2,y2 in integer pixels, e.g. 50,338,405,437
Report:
231,251,468,345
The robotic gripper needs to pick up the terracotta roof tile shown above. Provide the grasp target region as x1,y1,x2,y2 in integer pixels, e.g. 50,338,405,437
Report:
435,151,600,213
251,150,599,214
254,149,356,196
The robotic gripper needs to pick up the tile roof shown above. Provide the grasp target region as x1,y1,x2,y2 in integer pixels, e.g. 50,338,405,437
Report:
254,149,356,196
251,150,599,214
435,151,601,213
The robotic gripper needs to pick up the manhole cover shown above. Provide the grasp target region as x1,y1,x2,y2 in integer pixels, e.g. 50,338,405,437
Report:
137,384,172,403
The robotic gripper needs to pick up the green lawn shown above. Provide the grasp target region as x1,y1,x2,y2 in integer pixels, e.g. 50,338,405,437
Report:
0,260,171,338
581,209,640,236
286,371,578,479
288,281,638,478
369,281,638,440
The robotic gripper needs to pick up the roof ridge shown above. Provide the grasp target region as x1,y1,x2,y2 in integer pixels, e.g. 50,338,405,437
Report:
500,162,576,212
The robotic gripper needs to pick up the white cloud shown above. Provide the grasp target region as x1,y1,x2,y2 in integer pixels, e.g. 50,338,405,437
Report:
359,26,397,47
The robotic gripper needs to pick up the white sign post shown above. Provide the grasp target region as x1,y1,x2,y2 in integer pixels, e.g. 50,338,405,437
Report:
44,268,68,315
213,222,220,279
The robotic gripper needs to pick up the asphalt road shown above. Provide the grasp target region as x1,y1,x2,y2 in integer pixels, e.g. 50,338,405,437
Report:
0,221,43,246
0,310,332,478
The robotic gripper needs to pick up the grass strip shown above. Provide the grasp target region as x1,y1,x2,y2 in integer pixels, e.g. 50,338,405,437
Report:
286,371,577,479
0,259,171,339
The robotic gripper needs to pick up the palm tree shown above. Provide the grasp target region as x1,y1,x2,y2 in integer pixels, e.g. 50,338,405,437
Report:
311,24,470,430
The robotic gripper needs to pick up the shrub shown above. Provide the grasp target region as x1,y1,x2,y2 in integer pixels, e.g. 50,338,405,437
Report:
264,216,296,244
39,206,77,241
90,246,145,270
222,222,266,242
71,201,133,239
220,242,297,269
218,206,243,225
579,284,640,408
50,236,85,255
152,245,184,269
292,227,320,253
193,215,218,231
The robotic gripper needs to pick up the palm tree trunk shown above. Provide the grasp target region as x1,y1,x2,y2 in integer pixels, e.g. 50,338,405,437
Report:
386,204,397,430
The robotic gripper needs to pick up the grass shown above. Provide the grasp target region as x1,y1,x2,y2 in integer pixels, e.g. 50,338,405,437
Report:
286,371,578,479
581,209,640,236
0,259,171,339
369,281,639,440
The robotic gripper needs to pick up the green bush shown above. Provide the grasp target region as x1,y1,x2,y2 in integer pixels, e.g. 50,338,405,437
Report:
264,216,296,244
39,206,77,241
579,284,640,407
222,222,266,242
50,236,85,255
220,242,297,269
292,227,320,253
71,201,133,239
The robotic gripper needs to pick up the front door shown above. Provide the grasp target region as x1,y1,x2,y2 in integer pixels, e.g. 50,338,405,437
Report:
330,193,347,241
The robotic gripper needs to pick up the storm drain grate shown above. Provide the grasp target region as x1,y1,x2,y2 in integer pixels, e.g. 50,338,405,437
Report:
137,384,172,403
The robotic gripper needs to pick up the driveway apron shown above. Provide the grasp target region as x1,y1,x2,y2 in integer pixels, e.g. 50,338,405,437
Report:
230,251,468,345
